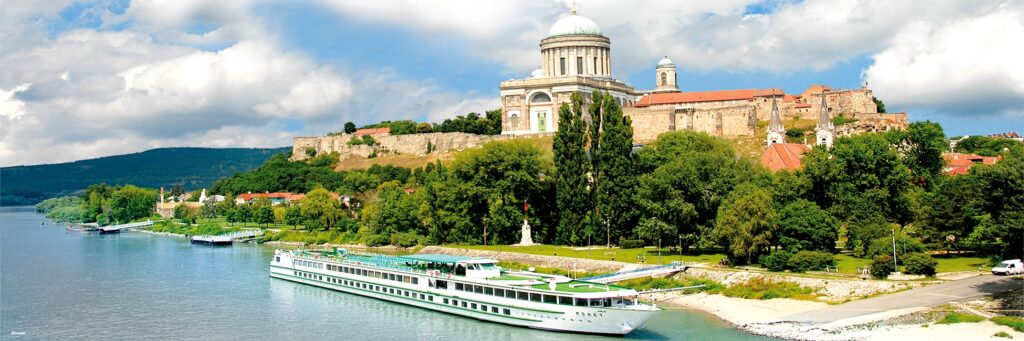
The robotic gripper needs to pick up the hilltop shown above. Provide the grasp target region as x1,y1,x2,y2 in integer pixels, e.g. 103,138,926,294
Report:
0,147,288,205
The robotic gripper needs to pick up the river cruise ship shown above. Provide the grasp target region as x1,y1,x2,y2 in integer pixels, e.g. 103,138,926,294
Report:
269,249,659,335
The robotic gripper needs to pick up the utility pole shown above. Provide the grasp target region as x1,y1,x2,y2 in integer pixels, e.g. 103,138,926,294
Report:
483,217,488,246
892,228,898,273
658,238,662,265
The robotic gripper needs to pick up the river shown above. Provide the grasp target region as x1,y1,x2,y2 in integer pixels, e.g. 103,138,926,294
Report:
1,206,774,340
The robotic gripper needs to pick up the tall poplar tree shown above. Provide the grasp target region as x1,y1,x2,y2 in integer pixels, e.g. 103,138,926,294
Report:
595,91,637,246
554,93,589,245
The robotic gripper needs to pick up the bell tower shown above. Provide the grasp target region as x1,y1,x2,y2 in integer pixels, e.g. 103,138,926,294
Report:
766,96,785,146
654,56,678,93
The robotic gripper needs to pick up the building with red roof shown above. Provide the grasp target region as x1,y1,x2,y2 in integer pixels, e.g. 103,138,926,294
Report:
943,153,999,175
760,143,812,172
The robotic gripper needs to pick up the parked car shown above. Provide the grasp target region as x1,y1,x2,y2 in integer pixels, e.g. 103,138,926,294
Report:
991,259,1024,275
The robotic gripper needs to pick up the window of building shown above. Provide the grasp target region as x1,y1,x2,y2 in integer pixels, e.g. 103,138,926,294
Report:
593,57,598,74
560,57,566,76
661,72,667,86
530,93,551,103
577,56,583,75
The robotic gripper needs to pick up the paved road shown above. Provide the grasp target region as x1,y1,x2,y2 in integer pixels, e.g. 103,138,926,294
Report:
784,274,1023,324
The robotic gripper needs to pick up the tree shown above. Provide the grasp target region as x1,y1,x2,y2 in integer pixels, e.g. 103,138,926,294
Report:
553,92,590,245
955,136,1024,158
169,184,185,199
360,181,421,238
873,97,886,113
635,148,763,252
919,175,982,252
635,131,735,173
594,91,639,246
416,122,433,134
713,183,777,264
300,187,341,231
972,155,1024,258
887,121,946,188
255,205,275,227
108,185,157,224
284,205,303,228
236,204,252,226
344,121,357,134
776,199,837,253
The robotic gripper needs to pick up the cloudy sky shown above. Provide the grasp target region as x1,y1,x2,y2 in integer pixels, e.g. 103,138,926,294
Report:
2,0,1022,166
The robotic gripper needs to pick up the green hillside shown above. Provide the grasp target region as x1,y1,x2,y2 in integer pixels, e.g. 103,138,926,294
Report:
1,147,289,205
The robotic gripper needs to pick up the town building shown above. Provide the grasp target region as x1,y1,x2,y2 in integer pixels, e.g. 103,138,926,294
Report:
943,153,999,175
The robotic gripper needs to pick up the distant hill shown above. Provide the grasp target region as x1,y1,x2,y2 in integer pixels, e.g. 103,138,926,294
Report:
1,147,290,205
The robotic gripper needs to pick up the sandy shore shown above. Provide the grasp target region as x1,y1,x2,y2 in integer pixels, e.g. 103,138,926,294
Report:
653,292,1023,340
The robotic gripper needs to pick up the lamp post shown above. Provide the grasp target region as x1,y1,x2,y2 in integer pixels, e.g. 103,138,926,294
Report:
891,228,898,273
483,217,488,246
658,237,662,265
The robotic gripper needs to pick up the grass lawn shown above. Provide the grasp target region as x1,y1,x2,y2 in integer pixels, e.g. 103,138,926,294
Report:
834,253,989,275
450,244,725,265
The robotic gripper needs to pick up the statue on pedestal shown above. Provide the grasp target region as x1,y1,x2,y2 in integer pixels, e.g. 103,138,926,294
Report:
518,219,534,246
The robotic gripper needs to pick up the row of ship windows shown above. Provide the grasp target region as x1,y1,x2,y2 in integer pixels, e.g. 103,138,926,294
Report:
452,282,613,307
297,271,433,302
441,298,511,316
293,271,599,323
295,259,420,286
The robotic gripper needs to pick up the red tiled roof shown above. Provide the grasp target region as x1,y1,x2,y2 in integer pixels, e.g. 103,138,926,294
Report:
353,127,391,136
760,143,811,172
943,153,998,173
794,103,812,108
636,89,785,107
990,132,1021,138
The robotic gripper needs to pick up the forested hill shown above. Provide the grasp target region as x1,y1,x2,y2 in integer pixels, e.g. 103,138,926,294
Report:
1,147,289,205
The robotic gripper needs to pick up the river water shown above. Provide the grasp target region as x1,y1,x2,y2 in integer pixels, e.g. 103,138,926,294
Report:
1,207,774,340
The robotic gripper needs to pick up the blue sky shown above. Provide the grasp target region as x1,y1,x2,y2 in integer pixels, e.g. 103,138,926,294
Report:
1,0,1022,166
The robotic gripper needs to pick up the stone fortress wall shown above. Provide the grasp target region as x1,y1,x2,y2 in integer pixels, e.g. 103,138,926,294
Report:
624,106,756,142
291,132,554,161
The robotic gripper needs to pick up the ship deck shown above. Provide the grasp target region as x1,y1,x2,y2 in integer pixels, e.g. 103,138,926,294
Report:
292,250,633,294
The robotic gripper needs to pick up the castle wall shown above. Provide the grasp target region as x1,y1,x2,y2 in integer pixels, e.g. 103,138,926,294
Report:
292,132,554,161
624,105,756,143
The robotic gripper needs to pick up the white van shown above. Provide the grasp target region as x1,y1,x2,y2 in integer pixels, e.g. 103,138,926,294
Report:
992,259,1024,275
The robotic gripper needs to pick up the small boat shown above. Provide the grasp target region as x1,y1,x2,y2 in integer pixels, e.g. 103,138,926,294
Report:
98,227,121,234
191,235,232,246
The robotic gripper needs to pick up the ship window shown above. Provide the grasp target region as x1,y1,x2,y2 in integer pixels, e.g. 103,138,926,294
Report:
436,280,448,289
462,302,468,308
558,296,572,305
412,277,418,285
492,307,499,314
543,295,557,304
444,298,449,304
389,274,395,281
484,287,493,295
530,293,542,302
361,269,367,276
455,283,463,291
494,288,504,297
473,286,483,294
275,256,280,262
480,304,486,311
575,298,587,306
471,303,477,310
517,291,528,300
503,308,511,315
506,290,515,299
396,275,403,282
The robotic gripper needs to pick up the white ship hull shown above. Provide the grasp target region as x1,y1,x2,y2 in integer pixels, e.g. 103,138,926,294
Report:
269,253,658,335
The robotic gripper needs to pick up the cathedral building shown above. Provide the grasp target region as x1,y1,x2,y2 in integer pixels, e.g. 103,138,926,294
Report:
499,6,898,144
498,9,638,135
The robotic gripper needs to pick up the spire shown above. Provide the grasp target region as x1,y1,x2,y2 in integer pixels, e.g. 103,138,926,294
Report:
571,0,577,14
766,94,786,146
816,92,833,130
768,95,783,131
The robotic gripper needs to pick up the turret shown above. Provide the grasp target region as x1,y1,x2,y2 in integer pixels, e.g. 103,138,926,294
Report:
653,57,678,93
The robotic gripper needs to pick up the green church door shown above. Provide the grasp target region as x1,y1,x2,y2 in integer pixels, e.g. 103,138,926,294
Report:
538,112,547,132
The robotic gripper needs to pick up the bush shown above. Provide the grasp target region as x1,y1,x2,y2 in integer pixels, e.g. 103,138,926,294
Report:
865,235,926,261
902,252,938,276
619,239,645,249
991,316,1024,332
871,255,896,278
390,232,422,248
787,250,835,272
720,278,817,300
364,234,390,247
759,250,792,272
936,312,985,324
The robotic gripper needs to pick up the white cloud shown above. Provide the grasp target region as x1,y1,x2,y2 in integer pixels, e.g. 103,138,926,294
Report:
865,4,1024,118
0,84,30,121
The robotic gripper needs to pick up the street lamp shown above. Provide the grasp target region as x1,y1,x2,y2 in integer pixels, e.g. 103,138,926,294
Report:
891,228,898,273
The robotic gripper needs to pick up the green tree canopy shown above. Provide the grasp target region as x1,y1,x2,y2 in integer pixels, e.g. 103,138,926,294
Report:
713,183,777,264
776,199,837,253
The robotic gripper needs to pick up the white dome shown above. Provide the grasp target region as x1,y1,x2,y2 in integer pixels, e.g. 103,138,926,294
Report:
548,15,602,37
657,57,675,68
530,69,543,78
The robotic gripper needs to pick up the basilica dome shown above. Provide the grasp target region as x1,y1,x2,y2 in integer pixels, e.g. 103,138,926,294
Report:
657,57,675,68
548,15,602,37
